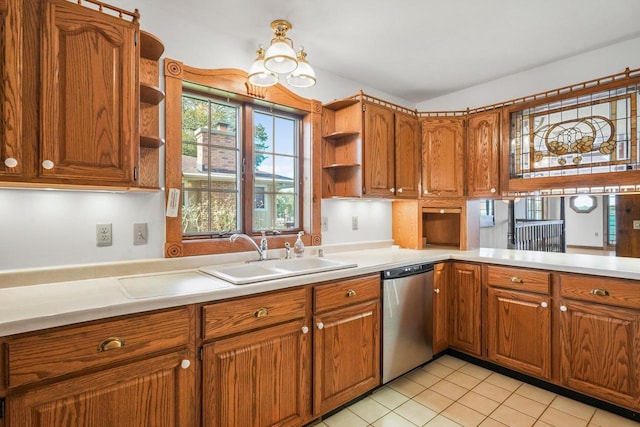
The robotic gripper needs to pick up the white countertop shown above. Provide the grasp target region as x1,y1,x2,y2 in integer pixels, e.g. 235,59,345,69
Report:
2,246,640,338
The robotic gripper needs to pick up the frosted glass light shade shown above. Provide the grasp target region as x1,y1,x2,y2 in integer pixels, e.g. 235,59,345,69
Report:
264,40,298,74
248,57,278,87
287,57,316,88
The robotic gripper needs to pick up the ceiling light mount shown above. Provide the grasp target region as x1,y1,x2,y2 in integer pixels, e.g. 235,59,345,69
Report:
248,19,316,88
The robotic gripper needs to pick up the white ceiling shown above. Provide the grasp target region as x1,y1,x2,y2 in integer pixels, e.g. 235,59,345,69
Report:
149,0,640,103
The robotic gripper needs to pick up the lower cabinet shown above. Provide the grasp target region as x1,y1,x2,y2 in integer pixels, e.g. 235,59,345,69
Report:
433,263,449,354
487,288,551,379
8,350,196,427
558,274,640,411
449,262,482,356
312,274,381,416
201,319,311,427
485,265,552,379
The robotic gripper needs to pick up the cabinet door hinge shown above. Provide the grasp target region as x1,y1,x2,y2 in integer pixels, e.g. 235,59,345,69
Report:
199,346,204,361
0,397,5,419
133,166,138,181
362,103,366,112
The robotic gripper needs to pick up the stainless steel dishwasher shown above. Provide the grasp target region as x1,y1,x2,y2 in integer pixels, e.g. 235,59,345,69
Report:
382,263,434,384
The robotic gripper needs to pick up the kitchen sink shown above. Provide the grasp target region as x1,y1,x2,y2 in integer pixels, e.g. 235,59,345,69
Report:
118,271,230,298
199,257,358,285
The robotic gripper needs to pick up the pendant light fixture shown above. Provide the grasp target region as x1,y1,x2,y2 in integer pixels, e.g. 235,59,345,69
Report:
248,19,316,88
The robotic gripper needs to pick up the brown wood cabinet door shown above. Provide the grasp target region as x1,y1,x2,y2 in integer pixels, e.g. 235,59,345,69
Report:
395,112,420,198
7,350,197,427
202,319,311,427
0,0,27,179
559,299,640,410
313,300,380,415
449,263,482,356
421,117,465,197
433,263,449,354
467,111,500,197
487,288,551,379
363,103,395,197
39,0,138,185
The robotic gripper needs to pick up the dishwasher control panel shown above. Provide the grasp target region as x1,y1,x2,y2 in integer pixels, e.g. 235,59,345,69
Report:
383,263,434,280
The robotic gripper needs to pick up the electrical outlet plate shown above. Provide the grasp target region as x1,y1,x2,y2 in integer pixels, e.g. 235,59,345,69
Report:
133,223,148,245
96,223,112,247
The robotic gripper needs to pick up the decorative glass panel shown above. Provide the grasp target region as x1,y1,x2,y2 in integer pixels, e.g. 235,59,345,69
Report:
510,85,638,179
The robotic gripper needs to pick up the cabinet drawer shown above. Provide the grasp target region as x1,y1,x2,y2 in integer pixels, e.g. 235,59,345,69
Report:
314,275,380,313
202,288,307,340
559,274,640,309
487,265,550,294
7,307,191,388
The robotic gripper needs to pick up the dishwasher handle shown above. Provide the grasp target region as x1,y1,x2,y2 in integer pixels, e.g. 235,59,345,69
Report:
382,263,434,280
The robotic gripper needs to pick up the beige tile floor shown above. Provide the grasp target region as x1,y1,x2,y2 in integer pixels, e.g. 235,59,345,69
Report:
311,355,640,427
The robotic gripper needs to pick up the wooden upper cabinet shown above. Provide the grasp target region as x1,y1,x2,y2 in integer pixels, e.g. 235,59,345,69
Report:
363,102,395,197
0,0,26,178
421,117,465,198
394,112,420,198
467,111,500,198
39,0,139,185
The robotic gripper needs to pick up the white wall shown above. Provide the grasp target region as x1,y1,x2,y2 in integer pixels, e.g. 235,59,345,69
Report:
320,199,392,245
479,200,509,249
417,36,640,111
564,196,604,248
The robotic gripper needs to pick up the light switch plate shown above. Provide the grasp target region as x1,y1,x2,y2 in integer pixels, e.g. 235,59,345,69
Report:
633,220,640,230
133,223,148,245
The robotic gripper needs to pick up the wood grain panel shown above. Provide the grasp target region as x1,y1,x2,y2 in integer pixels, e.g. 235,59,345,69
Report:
487,265,550,294
433,263,449,354
487,288,551,379
395,112,420,198
363,102,395,197
202,288,307,340
313,274,379,313
616,194,640,258
449,263,482,356
0,0,24,177
8,350,196,427
559,299,640,410
40,0,138,184
420,117,465,197
559,274,640,309
313,300,380,415
467,111,500,197
202,319,311,427
8,307,192,388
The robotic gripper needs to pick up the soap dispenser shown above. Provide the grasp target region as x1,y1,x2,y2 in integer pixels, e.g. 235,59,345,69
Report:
293,231,305,258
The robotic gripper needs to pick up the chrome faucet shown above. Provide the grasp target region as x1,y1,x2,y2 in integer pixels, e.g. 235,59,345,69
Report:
229,233,267,261
284,242,291,259
259,231,268,260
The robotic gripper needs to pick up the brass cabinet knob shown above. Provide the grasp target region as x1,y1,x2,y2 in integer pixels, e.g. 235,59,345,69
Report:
510,276,524,284
254,307,269,318
97,337,125,352
346,289,357,297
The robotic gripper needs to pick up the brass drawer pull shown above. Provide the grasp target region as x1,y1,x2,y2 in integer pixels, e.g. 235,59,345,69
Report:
97,337,125,352
591,288,610,297
510,276,524,284
254,307,269,318
346,289,357,297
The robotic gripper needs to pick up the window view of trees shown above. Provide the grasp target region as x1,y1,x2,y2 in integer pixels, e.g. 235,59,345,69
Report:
180,93,300,236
